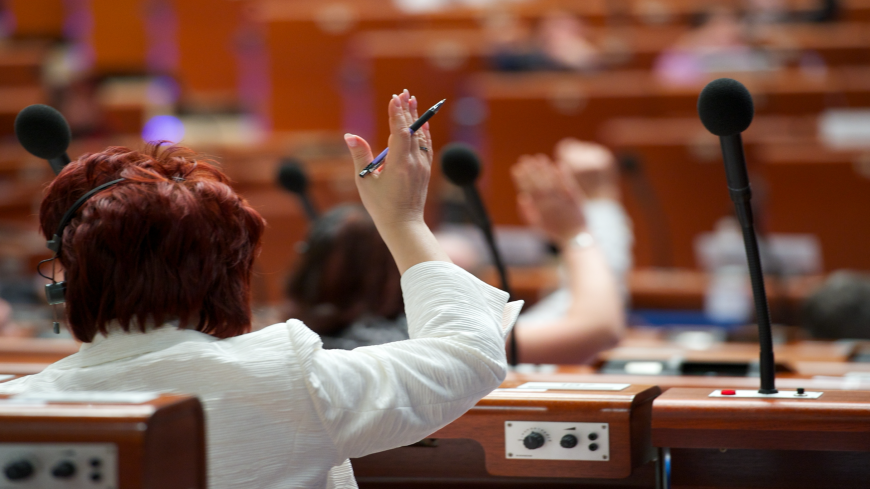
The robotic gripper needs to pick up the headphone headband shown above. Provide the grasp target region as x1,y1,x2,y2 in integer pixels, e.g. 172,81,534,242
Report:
47,178,125,253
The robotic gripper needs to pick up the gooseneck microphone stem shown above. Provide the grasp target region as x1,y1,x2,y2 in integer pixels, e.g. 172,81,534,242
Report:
462,187,511,295
720,135,777,394
299,195,318,221
48,153,71,175
462,186,517,366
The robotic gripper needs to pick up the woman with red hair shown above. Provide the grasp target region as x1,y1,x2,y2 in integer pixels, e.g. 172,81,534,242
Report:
0,90,520,488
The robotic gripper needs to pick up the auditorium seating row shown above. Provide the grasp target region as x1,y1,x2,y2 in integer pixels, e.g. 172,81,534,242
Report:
3,335,870,488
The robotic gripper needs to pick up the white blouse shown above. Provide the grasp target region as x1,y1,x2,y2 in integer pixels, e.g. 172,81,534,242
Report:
0,262,522,488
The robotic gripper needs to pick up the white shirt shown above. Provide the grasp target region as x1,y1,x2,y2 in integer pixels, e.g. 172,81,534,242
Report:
0,262,522,488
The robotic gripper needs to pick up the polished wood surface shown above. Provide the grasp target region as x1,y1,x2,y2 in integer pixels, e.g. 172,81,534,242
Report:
667,448,870,489
484,265,825,312
653,387,870,451
0,337,80,364
600,338,853,366
510,369,868,393
0,394,206,489
653,387,870,488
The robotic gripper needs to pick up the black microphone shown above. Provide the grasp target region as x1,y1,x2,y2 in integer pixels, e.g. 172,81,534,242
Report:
441,143,518,366
277,159,318,221
698,78,776,394
14,104,73,175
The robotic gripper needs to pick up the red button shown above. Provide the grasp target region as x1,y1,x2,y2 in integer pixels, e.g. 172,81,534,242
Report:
721,389,736,395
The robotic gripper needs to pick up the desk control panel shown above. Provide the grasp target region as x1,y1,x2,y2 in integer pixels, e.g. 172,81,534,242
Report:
0,444,117,488
426,382,661,479
505,421,610,461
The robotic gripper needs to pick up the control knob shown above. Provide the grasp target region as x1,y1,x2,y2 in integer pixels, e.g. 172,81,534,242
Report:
523,432,545,450
52,460,77,478
560,434,578,448
4,460,34,481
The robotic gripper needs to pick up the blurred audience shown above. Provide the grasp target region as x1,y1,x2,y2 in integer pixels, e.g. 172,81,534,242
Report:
537,10,601,72
285,142,630,365
487,10,601,72
654,6,774,85
283,204,408,350
802,271,870,340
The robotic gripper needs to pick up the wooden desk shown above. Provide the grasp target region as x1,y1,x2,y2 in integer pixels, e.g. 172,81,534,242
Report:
6,0,65,39
601,116,870,270
354,383,661,488
0,393,206,488
484,265,824,319
0,338,79,364
254,0,480,133
652,387,870,488
471,67,870,232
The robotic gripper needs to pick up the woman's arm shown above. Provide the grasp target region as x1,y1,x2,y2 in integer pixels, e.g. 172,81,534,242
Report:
295,91,519,461
510,154,625,365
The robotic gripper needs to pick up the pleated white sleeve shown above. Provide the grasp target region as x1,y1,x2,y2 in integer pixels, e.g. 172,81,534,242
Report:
288,261,522,462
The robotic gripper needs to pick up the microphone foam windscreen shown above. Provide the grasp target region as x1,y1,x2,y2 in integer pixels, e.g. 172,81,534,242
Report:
277,159,308,194
440,143,481,186
697,78,755,137
14,104,72,159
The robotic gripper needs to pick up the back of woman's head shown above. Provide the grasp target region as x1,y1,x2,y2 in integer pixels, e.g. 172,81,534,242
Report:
286,204,402,335
39,144,266,342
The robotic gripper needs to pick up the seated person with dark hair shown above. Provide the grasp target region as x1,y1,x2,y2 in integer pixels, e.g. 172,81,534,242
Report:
285,204,408,350
0,90,520,488
802,271,870,340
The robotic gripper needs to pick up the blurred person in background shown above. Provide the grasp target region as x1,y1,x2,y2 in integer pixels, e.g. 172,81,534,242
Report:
509,140,628,365
485,10,546,72
536,10,601,72
802,271,870,340
654,6,778,85
284,204,408,350
486,9,600,72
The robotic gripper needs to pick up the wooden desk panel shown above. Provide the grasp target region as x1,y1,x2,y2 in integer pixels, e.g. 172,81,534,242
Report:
354,383,661,487
89,0,149,74
172,0,248,105
757,144,870,271
602,116,870,270
473,68,870,233
6,0,65,39
652,386,870,488
0,394,206,489
653,387,870,451
0,338,80,364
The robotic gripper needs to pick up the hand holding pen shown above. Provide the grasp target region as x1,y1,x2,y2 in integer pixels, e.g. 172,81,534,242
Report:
344,90,453,273
344,90,439,234
358,97,445,177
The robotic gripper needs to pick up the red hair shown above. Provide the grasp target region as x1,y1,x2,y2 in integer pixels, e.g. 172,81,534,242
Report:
39,144,266,342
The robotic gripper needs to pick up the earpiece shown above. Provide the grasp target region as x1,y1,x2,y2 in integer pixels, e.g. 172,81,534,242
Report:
38,178,126,308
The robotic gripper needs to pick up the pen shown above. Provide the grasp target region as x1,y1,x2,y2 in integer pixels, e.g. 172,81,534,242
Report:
359,99,446,178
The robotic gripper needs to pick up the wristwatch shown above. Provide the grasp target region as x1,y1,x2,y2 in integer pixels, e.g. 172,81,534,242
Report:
568,231,595,249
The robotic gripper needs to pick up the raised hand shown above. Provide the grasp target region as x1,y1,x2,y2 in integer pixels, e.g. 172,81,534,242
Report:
511,153,587,247
344,90,433,229
554,138,620,201
343,90,447,273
